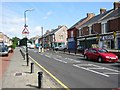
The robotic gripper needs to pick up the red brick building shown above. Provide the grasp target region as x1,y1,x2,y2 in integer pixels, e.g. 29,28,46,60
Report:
77,2,120,49
67,13,95,50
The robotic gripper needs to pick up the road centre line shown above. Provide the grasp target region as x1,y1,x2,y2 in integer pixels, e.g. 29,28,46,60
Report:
29,55,69,89
73,64,109,77
45,55,51,58
65,58,80,63
54,58,67,64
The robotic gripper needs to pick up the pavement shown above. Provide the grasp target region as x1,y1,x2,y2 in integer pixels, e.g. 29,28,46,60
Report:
1,47,61,89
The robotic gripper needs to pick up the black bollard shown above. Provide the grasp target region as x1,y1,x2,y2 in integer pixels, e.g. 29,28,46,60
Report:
26,53,29,66
69,51,70,54
38,72,43,88
31,63,34,73
75,51,76,55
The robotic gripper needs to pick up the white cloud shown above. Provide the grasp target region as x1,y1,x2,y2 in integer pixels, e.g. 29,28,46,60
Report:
28,26,42,38
47,11,53,16
43,11,53,20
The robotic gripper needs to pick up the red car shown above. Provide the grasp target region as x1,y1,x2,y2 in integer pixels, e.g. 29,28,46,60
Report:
84,48,118,63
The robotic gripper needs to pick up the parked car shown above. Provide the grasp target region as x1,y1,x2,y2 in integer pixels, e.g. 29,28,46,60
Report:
58,45,67,50
29,44,35,49
84,48,118,63
53,45,67,51
0,46,9,56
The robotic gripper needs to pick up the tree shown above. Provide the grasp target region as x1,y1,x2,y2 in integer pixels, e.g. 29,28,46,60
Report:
11,37,20,48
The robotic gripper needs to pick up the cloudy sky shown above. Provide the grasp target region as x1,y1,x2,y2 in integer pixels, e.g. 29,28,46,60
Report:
1,1,116,39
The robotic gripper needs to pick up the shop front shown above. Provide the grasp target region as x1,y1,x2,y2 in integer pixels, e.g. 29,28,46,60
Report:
99,34,115,49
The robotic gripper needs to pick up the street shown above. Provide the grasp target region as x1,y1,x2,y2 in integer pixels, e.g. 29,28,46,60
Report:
28,49,120,88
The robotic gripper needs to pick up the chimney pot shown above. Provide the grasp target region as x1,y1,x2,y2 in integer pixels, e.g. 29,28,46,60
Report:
114,2,120,10
87,13,95,18
100,8,106,14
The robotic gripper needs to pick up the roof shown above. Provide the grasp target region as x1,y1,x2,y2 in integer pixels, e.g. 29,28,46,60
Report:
100,8,120,20
81,9,113,28
49,26,63,35
68,17,87,30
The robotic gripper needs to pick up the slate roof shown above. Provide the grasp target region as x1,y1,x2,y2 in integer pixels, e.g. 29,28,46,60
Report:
68,17,87,30
80,9,113,28
100,8,120,20
49,26,63,35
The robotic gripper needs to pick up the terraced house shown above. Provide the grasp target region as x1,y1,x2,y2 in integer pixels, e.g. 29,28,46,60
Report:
0,32,12,46
39,25,68,49
77,2,120,49
67,13,95,51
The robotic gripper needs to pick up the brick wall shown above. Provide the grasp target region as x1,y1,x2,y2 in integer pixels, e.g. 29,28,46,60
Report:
108,17,120,32
81,26,89,36
92,23,101,34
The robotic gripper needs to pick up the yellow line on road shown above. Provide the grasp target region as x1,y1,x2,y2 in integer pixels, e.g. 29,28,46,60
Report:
29,56,70,90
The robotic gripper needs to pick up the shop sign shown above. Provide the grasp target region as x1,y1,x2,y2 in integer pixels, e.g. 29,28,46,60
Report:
100,35,114,41
68,38,75,42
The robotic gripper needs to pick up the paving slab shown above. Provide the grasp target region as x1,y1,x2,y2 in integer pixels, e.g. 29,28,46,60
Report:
2,47,61,89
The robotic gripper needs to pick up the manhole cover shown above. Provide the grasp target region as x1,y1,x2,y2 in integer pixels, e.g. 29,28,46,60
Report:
15,72,22,76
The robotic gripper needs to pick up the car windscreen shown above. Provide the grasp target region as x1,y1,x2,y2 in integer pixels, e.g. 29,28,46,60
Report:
98,49,107,53
0,46,8,52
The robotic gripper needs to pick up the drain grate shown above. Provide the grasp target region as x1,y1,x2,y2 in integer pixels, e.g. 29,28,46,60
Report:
15,72,22,76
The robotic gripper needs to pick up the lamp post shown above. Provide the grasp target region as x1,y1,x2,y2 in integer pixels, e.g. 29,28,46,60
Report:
24,9,34,66
24,9,34,28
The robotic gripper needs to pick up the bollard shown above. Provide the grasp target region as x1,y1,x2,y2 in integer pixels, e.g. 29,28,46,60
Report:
64,49,65,53
75,51,76,55
69,51,70,54
38,72,43,88
26,53,29,66
23,53,25,60
31,63,34,73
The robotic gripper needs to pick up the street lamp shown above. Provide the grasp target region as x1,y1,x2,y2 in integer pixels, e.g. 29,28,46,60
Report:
23,9,34,66
24,9,34,28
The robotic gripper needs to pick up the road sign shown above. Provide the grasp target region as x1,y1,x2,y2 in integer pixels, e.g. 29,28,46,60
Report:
22,27,29,38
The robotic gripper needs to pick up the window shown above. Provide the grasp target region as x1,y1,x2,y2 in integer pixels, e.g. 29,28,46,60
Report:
89,26,92,35
59,35,63,40
79,29,82,36
71,31,73,37
101,23,107,34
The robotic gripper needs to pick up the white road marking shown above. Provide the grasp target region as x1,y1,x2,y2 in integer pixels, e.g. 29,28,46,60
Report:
65,58,80,63
73,64,109,77
54,58,67,64
88,67,105,69
45,55,51,58
56,55,62,57
103,72,120,74
90,64,120,73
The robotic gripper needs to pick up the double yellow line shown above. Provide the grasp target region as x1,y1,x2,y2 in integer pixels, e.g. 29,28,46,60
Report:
29,56,70,90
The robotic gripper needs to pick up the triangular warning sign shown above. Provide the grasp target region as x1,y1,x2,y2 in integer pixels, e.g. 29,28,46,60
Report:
22,27,29,34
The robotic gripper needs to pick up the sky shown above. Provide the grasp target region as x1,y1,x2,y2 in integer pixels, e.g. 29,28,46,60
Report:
1,1,118,39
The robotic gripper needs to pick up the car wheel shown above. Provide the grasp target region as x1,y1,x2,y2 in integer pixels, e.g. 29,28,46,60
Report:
84,55,88,60
98,57,103,63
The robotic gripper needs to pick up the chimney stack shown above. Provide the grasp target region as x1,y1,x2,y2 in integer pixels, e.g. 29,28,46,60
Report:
100,8,106,14
58,25,62,28
87,13,95,18
114,2,120,10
